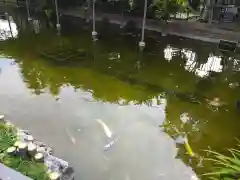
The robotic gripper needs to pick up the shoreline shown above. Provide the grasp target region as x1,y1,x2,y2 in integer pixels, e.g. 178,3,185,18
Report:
0,116,75,180
60,8,240,47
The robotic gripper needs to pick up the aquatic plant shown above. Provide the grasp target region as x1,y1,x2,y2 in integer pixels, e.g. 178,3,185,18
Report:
0,122,49,180
204,145,240,180
0,154,49,180
0,123,16,153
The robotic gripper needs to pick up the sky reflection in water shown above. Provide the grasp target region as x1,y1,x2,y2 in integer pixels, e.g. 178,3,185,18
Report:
0,14,240,180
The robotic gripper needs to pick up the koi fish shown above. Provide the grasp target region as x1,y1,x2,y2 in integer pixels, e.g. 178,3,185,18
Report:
96,119,112,138
66,128,76,145
104,138,119,151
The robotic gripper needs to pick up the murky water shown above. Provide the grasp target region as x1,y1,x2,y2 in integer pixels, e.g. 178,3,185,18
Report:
0,10,240,180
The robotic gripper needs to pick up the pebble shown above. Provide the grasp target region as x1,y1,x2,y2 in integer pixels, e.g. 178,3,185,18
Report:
18,142,27,149
28,143,36,151
27,135,34,141
35,153,44,160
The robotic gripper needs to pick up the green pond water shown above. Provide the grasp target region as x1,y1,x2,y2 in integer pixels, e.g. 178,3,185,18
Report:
0,10,240,180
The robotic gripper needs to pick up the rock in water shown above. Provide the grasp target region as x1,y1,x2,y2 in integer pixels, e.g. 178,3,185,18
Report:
34,153,44,162
27,143,37,157
61,167,75,180
17,142,27,157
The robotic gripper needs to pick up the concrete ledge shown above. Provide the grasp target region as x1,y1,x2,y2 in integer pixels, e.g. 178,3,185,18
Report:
0,163,33,180
60,8,240,46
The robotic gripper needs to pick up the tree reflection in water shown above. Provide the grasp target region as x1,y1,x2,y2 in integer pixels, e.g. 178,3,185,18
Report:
1,16,240,179
0,18,18,40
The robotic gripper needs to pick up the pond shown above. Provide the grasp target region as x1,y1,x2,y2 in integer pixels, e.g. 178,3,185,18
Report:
0,10,240,180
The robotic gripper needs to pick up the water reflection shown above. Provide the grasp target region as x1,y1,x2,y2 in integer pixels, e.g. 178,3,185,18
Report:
231,57,240,71
0,14,240,180
0,57,200,180
0,18,18,40
163,45,240,78
163,45,179,62
194,55,223,77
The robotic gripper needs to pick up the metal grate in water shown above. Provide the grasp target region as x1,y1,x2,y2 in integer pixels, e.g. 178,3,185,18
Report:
39,46,87,62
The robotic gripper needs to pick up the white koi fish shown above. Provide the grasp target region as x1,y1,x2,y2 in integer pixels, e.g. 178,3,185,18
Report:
96,119,112,138
65,128,76,145
104,138,119,151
